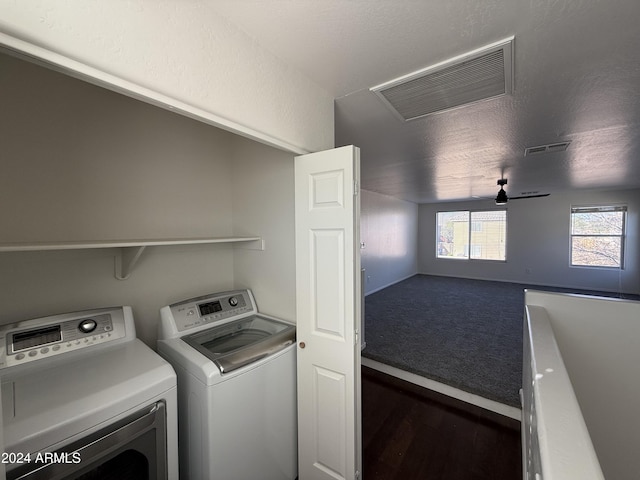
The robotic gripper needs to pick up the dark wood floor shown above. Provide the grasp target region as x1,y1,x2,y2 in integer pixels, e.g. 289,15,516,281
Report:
362,366,521,480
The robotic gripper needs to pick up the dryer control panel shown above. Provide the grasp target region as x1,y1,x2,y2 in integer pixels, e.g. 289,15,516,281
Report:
0,307,130,370
165,290,256,333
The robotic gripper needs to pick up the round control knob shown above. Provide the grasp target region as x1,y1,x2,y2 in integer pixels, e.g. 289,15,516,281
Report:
228,297,239,307
78,319,97,334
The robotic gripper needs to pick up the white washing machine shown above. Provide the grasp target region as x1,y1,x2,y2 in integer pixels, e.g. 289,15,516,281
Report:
0,306,178,480
157,289,297,480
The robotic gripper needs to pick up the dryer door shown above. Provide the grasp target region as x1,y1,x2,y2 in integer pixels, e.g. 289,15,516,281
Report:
7,401,167,480
0,382,5,480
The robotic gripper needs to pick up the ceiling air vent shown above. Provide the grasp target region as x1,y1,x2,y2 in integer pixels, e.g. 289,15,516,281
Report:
370,37,514,121
524,141,571,156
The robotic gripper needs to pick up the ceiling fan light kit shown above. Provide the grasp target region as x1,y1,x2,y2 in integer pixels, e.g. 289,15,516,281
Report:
495,178,508,205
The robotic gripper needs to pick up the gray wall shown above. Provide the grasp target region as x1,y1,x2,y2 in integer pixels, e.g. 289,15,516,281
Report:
231,135,296,322
361,190,418,294
418,189,640,294
0,52,296,347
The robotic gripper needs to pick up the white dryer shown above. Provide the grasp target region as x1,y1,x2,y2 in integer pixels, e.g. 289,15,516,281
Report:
158,289,297,480
0,306,178,480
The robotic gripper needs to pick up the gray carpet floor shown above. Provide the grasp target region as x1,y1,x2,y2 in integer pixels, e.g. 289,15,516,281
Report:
362,274,637,407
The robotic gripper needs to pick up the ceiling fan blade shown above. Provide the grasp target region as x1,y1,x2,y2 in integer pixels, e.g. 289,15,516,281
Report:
472,195,499,200
509,193,550,200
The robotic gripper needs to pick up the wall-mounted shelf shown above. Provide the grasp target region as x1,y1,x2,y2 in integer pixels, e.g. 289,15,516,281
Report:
0,236,264,280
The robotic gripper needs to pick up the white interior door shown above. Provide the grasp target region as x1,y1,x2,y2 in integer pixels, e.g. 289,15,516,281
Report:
295,145,362,480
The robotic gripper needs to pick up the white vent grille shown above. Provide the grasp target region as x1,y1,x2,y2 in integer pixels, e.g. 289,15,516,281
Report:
370,37,514,121
524,141,571,156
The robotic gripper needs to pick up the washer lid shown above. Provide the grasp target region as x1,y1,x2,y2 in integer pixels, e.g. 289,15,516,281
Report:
181,315,295,374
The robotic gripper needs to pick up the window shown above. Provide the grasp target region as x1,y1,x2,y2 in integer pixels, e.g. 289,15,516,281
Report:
471,221,483,232
570,205,626,268
437,210,506,260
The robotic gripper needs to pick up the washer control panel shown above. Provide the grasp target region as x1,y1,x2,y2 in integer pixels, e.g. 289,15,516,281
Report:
169,290,256,332
0,308,128,370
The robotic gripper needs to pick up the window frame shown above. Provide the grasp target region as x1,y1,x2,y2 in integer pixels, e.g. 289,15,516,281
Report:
569,204,627,269
436,209,507,262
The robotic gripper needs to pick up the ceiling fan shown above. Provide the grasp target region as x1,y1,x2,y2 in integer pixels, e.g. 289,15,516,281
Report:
494,178,550,205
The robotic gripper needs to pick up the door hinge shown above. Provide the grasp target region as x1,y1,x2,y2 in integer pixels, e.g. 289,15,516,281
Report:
354,180,359,196
355,470,361,479
354,328,359,346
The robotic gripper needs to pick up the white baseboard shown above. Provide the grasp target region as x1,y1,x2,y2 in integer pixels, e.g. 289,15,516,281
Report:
362,357,521,421
417,271,635,296
364,272,417,296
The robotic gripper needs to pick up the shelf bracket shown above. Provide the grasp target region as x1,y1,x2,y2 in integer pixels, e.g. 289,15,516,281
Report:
114,246,147,280
234,238,266,251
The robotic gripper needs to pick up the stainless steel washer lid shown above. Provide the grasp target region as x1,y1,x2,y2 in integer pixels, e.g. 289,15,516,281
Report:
181,315,295,374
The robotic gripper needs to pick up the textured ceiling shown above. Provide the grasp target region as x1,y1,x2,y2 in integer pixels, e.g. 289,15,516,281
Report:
210,0,640,203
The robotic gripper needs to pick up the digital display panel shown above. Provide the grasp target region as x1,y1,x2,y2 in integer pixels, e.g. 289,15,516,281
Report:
12,325,62,352
199,301,222,316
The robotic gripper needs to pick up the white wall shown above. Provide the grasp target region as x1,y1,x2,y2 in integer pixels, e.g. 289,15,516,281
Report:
361,190,418,294
0,0,334,154
0,52,297,347
418,189,640,294
526,290,640,480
